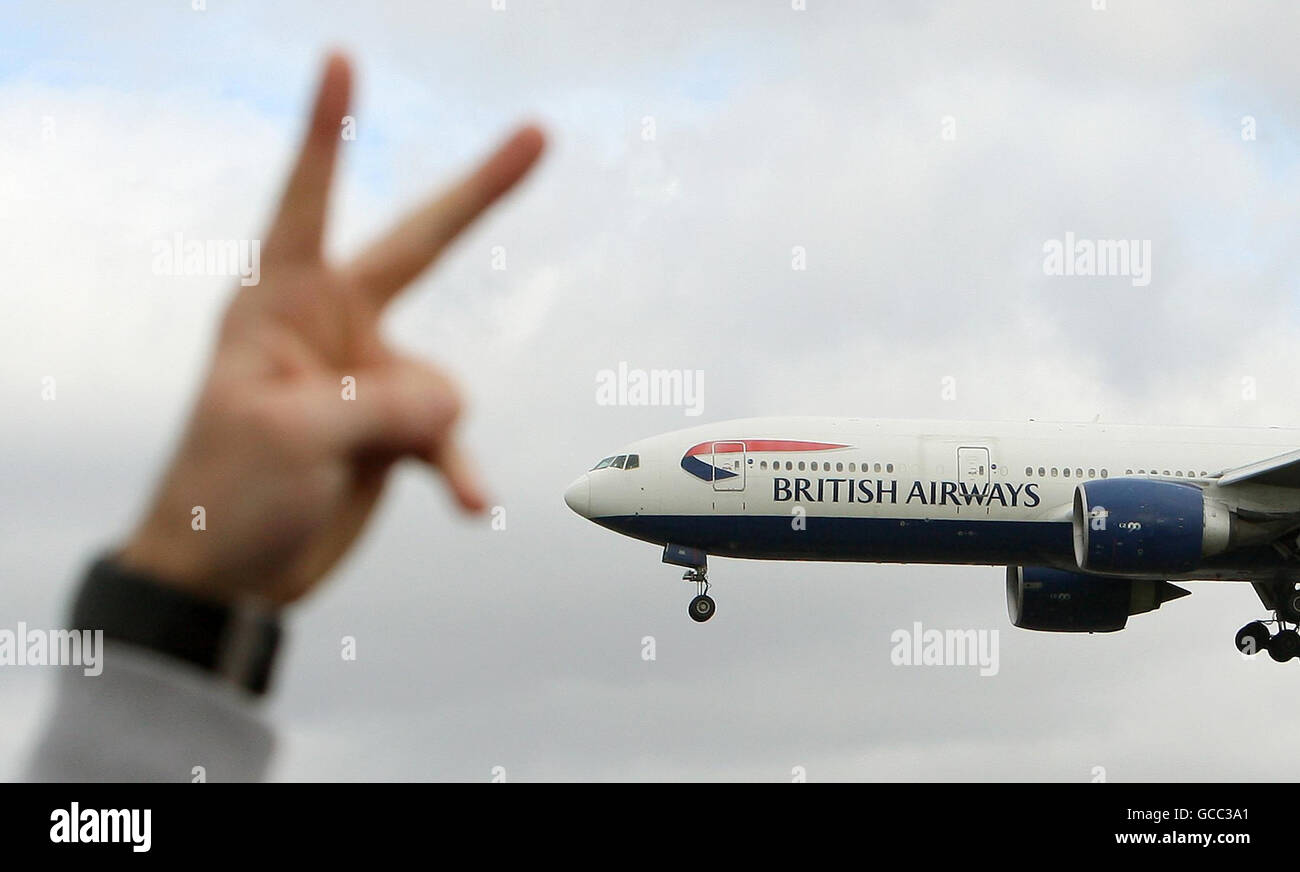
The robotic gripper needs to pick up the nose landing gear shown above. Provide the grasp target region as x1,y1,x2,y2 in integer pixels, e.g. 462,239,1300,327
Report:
684,568,715,623
663,544,715,623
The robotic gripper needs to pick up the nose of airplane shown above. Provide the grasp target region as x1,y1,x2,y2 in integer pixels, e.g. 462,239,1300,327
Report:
564,474,591,517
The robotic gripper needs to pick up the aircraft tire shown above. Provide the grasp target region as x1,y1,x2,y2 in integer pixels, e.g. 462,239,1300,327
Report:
688,595,716,623
1235,621,1270,656
1266,629,1300,663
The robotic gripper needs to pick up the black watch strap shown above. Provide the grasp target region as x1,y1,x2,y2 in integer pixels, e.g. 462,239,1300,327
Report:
73,556,282,695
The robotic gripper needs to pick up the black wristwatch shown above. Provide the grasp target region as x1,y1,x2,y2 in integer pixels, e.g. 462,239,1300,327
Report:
72,555,282,695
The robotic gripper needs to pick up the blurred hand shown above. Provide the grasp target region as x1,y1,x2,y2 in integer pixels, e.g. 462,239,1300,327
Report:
119,53,545,605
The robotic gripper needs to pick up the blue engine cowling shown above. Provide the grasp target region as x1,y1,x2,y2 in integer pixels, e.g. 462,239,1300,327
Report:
1006,566,1190,632
1072,478,1231,575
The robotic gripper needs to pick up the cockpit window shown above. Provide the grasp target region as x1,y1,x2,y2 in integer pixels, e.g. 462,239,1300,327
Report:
592,454,640,470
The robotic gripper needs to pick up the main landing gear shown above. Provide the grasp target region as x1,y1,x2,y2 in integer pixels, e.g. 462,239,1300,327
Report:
1238,580,1300,661
1235,619,1300,662
684,567,715,623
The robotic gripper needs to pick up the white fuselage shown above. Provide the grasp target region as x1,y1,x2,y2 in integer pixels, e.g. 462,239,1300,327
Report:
563,417,1300,582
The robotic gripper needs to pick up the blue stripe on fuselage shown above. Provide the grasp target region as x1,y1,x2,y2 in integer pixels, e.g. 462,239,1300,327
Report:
591,514,1075,567
680,454,736,481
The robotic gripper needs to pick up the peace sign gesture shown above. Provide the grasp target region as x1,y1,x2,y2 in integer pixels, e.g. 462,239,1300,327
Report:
120,54,545,605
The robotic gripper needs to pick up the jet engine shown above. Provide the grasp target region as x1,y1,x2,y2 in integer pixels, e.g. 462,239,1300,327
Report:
1006,566,1190,632
1072,478,1232,575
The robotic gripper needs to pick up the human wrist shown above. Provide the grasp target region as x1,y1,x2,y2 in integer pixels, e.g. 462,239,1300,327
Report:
74,553,283,696
118,519,224,603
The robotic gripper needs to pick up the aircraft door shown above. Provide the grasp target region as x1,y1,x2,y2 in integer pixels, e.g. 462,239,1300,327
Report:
711,442,746,491
957,446,990,487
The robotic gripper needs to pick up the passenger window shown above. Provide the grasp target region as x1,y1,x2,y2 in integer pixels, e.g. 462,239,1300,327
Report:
1025,467,1032,475
625,454,639,470
887,463,894,473
849,463,856,472
836,462,844,472
592,456,615,470
1100,469,1108,478
811,462,819,471
874,463,882,473
797,462,805,471
1088,468,1095,478
1063,468,1070,477
1051,468,1058,477
786,461,793,471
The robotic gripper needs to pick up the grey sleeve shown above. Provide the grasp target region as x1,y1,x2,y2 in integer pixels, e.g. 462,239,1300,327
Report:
23,640,274,782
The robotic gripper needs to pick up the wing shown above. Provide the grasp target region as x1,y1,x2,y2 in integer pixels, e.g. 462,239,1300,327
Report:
1216,447,1300,489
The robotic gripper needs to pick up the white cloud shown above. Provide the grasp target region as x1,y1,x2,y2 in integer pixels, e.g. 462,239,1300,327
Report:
5,0,1300,781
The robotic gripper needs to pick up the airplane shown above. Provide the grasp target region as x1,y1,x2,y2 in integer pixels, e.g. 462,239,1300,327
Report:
563,416,1300,661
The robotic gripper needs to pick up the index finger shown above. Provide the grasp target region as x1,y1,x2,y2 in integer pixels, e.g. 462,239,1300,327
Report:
346,124,545,306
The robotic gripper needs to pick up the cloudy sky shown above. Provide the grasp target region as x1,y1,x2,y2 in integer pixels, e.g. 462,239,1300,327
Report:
3,0,1300,781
